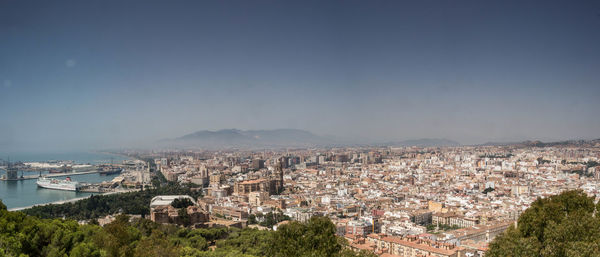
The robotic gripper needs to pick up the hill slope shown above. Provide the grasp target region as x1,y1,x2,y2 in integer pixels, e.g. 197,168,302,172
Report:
161,129,335,149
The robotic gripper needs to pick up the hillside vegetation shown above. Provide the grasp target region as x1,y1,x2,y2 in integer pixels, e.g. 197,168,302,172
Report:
0,201,374,257
487,190,600,257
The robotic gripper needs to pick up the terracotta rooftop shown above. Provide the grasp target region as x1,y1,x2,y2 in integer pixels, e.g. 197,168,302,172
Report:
240,179,267,184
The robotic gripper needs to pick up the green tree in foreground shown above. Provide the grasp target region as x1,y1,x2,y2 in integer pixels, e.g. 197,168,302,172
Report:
22,181,202,220
0,199,375,257
487,190,600,257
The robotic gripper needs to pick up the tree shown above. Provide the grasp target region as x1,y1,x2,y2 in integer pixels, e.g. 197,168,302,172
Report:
171,198,194,209
483,187,495,194
486,226,540,257
178,208,191,227
487,190,600,257
247,214,257,224
94,215,140,257
215,228,271,256
586,161,598,168
3,202,377,257
269,216,342,257
69,242,102,257
134,230,179,257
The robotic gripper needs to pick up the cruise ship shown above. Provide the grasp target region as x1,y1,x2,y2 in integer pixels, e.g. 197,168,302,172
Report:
36,176,81,191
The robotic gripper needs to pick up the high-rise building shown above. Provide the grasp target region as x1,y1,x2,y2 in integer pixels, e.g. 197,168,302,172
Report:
251,159,265,170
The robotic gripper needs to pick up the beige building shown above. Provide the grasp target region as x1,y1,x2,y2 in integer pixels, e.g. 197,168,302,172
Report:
249,191,269,206
433,212,479,228
366,234,465,257
446,222,513,244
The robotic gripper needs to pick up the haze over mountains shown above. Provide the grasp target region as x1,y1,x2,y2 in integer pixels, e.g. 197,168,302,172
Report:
159,129,461,149
161,129,332,149
383,138,461,147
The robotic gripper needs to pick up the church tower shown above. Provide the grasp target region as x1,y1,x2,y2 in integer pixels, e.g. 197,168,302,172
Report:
276,157,285,193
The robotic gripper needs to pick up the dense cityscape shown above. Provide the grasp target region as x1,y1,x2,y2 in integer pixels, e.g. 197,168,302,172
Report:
118,140,599,256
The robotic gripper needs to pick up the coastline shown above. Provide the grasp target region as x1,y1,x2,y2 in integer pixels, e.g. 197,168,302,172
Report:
0,151,141,210
8,189,139,212
92,150,140,162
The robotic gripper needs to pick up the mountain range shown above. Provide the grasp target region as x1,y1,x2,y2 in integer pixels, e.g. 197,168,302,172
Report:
158,129,461,149
479,139,600,147
382,138,461,147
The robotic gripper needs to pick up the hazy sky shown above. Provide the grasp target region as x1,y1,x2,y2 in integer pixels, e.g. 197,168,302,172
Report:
1,0,599,150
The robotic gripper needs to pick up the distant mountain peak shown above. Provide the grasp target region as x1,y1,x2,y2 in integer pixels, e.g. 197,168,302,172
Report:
478,138,600,147
163,128,333,149
158,129,463,149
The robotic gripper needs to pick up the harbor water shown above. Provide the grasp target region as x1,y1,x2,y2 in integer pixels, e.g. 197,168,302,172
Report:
0,151,130,209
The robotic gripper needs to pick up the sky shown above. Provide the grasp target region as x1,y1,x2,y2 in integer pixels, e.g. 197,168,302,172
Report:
1,0,599,150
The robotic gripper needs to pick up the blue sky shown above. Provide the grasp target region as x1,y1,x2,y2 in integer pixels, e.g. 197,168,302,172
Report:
1,0,599,150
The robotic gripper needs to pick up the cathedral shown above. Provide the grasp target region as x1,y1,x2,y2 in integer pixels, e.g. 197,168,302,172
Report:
234,157,285,196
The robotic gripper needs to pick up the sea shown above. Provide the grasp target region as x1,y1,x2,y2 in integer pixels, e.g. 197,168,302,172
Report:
0,151,131,210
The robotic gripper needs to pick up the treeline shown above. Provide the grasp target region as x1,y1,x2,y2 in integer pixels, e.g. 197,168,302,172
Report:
0,201,375,257
247,211,291,228
487,190,600,257
479,153,514,158
426,223,459,232
22,182,202,220
559,160,599,168
563,169,594,178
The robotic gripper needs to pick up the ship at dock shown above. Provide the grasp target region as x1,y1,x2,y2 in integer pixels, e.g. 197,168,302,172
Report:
48,164,73,174
36,176,81,191
98,164,122,175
